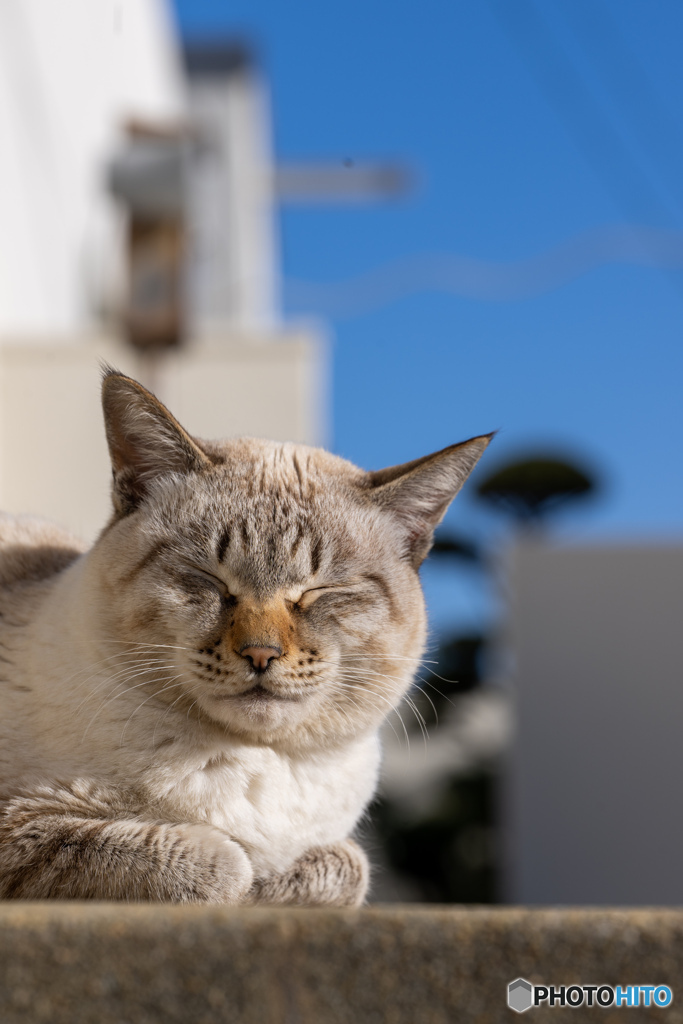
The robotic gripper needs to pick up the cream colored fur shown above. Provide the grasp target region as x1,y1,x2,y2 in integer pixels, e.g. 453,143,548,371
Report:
0,372,491,903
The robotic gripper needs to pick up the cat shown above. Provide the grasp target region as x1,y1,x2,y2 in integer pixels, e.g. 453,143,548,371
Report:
0,369,491,904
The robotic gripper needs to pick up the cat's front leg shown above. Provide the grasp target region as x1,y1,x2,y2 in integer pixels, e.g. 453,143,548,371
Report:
246,838,369,907
0,780,253,903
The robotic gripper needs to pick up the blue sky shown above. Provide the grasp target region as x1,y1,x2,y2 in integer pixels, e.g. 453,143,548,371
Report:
172,0,683,635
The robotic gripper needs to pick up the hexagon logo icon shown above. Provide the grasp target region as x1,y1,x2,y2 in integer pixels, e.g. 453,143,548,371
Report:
508,978,533,1013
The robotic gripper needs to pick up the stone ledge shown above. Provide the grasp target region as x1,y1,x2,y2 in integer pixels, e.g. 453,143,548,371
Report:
1,904,682,1024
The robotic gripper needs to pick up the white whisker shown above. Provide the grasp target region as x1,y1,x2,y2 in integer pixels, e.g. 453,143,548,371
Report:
120,677,188,745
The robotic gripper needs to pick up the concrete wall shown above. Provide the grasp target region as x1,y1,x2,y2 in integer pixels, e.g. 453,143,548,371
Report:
0,331,327,542
504,541,683,904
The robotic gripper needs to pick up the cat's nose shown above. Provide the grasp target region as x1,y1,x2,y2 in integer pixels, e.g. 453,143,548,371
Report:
239,646,282,672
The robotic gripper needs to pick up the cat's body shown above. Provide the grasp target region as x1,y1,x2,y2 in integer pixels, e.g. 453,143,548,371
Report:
0,515,379,882
0,373,490,903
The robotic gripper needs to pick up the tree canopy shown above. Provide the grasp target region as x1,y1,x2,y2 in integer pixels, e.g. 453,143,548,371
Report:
475,456,596,524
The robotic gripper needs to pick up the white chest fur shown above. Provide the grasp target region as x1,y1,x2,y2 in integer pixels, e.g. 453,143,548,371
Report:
146,736,381,876
0,617,381,877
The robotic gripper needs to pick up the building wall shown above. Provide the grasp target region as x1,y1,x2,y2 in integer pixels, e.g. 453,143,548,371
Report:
0,332,327,543
0,0,184,336
505,541,683,904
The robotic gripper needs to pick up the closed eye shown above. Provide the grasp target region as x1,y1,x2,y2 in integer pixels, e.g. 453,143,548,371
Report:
188,565,232,599
290,582,363,610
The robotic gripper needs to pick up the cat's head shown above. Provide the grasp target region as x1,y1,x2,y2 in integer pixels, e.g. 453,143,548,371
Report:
92,370,492,749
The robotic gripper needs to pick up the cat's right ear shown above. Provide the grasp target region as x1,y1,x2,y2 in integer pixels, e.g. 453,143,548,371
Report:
365,434,494,566
101,369,213,515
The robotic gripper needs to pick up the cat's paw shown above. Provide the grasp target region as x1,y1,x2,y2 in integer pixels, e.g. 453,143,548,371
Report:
178,826,254,904
246,838,369,907
0,795,255,903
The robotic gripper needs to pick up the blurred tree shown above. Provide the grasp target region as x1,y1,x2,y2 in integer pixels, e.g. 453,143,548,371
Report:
413,632,487,728
371,772,498,903
475,456,596,525
371,450,599,904
430,532,482,565
371,614,499,903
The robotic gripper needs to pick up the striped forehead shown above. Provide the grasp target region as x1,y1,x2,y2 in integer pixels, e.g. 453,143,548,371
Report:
194,442,361,593
212,508,326,595
216,441,329,499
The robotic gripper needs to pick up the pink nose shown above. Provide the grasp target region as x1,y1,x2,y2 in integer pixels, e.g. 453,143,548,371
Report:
240,646,282,671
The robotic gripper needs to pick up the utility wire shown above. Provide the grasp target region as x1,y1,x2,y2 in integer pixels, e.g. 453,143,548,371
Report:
485,0,683,299
557,0,683,224
486,0,673,225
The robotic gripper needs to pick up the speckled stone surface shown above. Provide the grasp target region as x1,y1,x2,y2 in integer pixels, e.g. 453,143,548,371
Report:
0,904,681,1023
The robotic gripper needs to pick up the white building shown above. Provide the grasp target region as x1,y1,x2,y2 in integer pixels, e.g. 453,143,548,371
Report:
0,1,325,541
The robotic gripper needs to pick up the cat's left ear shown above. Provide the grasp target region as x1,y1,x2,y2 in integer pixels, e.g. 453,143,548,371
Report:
102,369,214,515
366,434,494,566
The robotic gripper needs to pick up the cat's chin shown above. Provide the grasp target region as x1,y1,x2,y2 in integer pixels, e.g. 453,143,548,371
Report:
202,686,310,734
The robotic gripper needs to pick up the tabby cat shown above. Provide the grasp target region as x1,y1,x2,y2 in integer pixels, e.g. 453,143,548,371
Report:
0,370,491,904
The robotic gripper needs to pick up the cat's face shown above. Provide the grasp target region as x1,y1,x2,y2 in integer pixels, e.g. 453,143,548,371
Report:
93,372,491,748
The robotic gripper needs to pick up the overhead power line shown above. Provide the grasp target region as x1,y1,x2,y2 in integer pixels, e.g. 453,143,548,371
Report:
557,0,683,225
485,0,677,227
